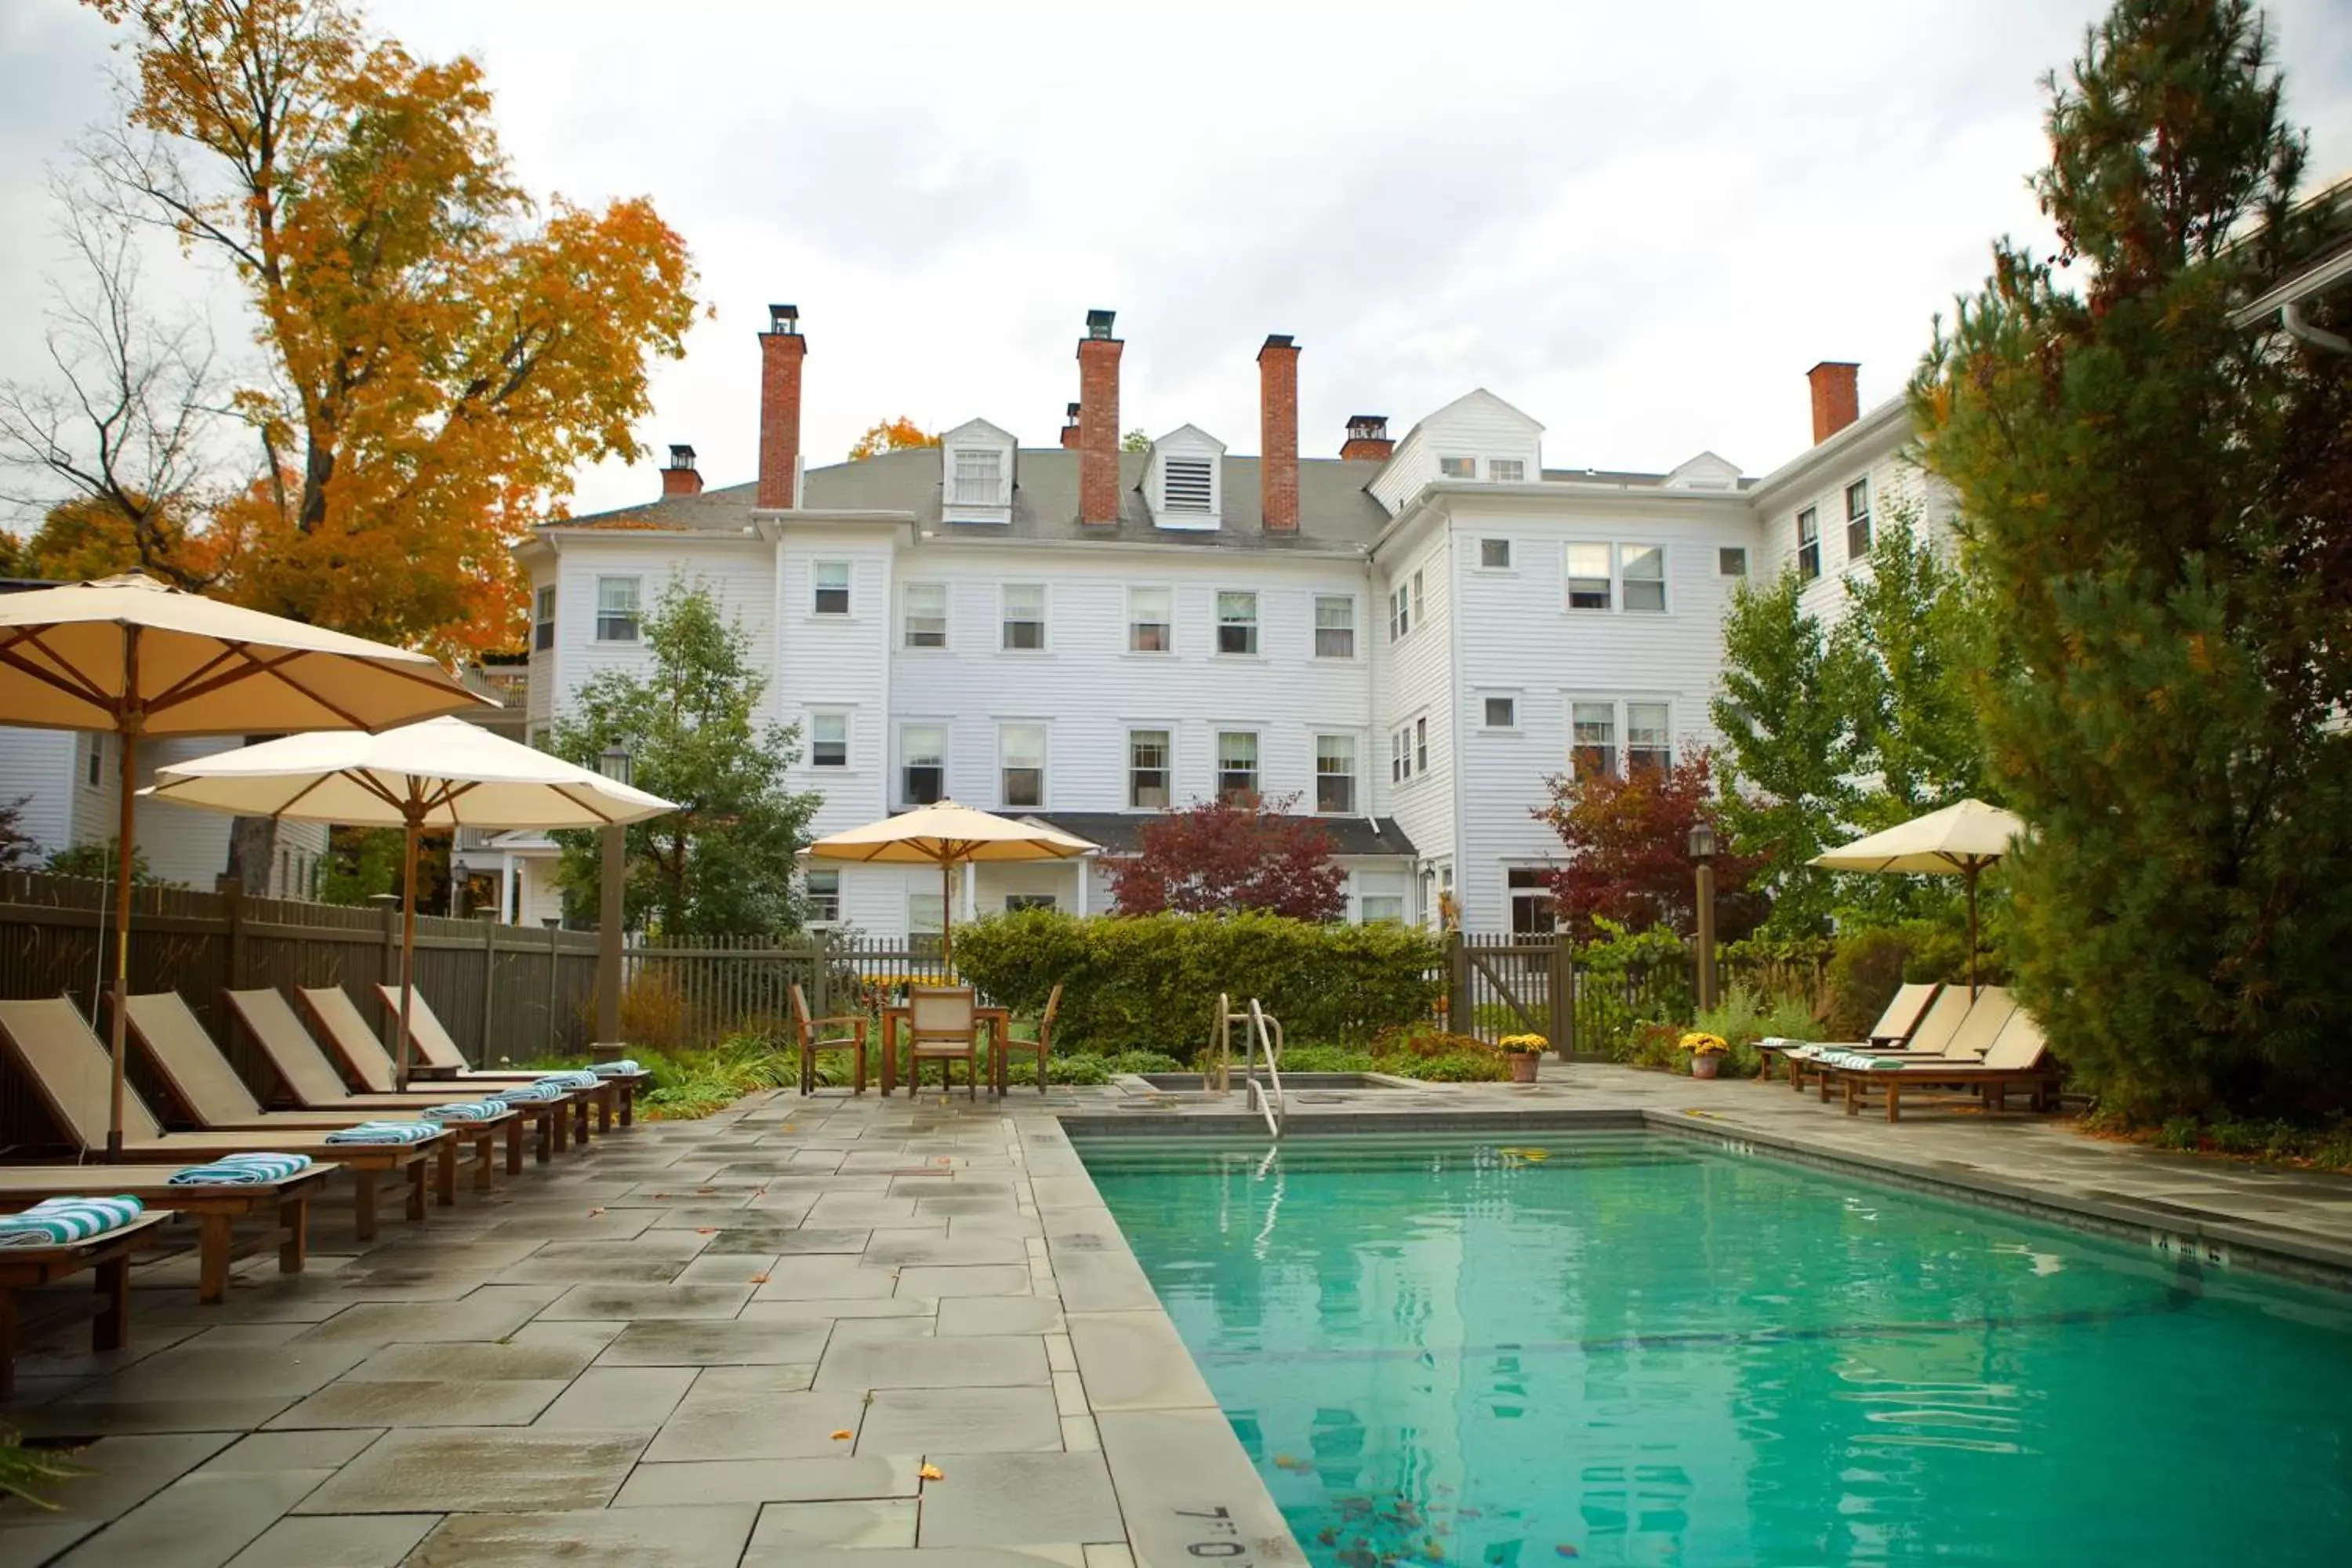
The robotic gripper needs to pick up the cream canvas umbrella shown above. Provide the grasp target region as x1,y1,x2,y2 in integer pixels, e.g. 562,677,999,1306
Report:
0,572,483,1153
808,800,1095,965
148,716,677,1088
1809,798,2027,993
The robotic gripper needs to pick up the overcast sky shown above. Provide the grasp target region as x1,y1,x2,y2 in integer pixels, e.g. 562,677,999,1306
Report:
4,0,2349,520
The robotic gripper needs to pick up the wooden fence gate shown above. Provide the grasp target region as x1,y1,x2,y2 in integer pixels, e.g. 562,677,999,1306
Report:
1446,932,1573,1054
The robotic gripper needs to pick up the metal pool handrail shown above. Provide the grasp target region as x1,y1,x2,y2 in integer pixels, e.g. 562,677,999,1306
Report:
1244,997,1287,1140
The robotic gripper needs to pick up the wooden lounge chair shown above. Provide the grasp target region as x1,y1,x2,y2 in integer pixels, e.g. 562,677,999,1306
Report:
996,982,1061,1095
906,986,980,1101
1793,985,1979,1098
296,985,589,1152
0,1209,171,1399
1761,982,1940,1083
1839,1006,2061,1123
0,1163,333,1306
371,982,647,1130
788,984,867,1096
0,998,440,1241
122,992,510,1204
227,987,554,1170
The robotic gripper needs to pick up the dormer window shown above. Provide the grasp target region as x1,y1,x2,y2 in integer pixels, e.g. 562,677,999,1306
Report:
938,418,1016,524
1145,426,1226,531
952,448,1004,507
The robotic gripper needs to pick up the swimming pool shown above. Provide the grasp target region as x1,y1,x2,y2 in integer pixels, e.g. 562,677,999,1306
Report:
1077,1130,2352,1567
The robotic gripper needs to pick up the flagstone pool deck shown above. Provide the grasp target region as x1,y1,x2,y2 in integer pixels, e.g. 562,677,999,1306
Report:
5,1063,2349,1566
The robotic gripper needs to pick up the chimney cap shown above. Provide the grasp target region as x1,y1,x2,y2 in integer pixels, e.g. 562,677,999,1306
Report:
667,443,697,469
1346,415,1388,437
1806,359,1858,375
1065,401,1081,418
1259,333,1297,354
1084,308,1116,340
768,303,800,334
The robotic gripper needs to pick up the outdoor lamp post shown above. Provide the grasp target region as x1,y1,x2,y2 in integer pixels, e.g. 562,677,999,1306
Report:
594,744,632,1062
1689,822,1719,1014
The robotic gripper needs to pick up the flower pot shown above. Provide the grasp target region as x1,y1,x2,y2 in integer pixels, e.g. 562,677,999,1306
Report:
1508,1052,1541,1084
1690,1054,1722,1080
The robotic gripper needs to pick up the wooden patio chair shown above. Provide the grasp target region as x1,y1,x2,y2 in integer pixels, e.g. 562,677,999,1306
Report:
906,985,980,1101
789,983,868,1095
996,982,1062,1095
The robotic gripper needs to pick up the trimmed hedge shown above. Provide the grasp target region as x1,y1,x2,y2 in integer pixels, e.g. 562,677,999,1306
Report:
953,908,1443,1058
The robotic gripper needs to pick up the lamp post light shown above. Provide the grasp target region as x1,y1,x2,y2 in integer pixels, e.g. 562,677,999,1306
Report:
594,744,632,1062
1689,822,1719,1014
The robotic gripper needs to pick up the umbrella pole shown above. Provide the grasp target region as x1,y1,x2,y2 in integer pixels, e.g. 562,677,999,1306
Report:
940,858,954,972
395,810,420,1093
1966,868,1980,999
105,715,140,1162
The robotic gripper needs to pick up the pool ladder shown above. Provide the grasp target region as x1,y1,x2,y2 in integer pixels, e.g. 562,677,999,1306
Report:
1210,993,1287,1140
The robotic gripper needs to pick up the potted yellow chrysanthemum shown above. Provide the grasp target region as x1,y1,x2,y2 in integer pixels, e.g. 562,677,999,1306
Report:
1499,1033,1547,1084
1681,1032,1730,1080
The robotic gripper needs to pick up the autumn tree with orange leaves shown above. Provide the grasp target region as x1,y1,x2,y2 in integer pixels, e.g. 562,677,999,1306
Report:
847,417,939,460
29,0,701,657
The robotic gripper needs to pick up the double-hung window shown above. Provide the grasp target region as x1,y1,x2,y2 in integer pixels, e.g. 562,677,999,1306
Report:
1129,730,1171,809
952,448,1004,507
811,713,848,769
1000,724,1045,808
1508,868,1557,935
85,735,103,789
1217,731,1258,802
1572,702,1617,779
901,724,946,806
1315,735,1356,814
1796,509,1822,582
909,891,946,942
1845,478,1873,558
813,561,851,615
1621,546,1666,612
1314,595,1355,659
1129,587,1171,653
1002,584,1046,651
1415,717,1428,775
1217,591,1258,655
1627,702,1672,775
1388,579,1413,641
1566,545,1613,611
1391,726,1412,784
594,576,641,642
534,585,556,651
903,583,948,648
805,869,841,924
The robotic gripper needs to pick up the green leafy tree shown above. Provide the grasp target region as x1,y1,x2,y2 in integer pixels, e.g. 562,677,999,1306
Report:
0,797,38,869
316,826,404,906
550,581,822,938
45,838,161,885
1911,0,2348,1119
1120,428,1150,453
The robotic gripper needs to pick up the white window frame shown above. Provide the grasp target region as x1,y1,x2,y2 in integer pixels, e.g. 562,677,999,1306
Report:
1507,866,1559,936
1000,722,1047,810
1314,733,1358,815
951,446,1006,509
809,710,850,770
902,582,949,649
1387,579,1413,642
85,734,104,789
1128,586,1173,654
899,722,947,808
1487,458,1526,484
1391,723,1415,785
1846,477,1874,560
805,868,842,926
812,561,851,616
1359,894,1406,925
594,575,641,642
1437,454,1476,479
1626,701,1673,775
1796,508,1822,583
1001,583,1047,652
534,584,555,652
1481,694,1519,731
1415,716,1428,775
1565,545,1613,612
1216,730,1259,802
1570,699,1618,779
1313,594,1356,659
909,890,946,938
1128,727,1173,810
1719,546,1749,579
1477,538,1513,571
1621,544,1668,614
1216,590,1258,657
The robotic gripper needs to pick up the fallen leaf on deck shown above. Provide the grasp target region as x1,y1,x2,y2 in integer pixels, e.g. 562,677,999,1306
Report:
696,1227,716,1235
919,1463,944,1481
829,1428,853,1441
586,1207,605,1217
748,1272,771,1284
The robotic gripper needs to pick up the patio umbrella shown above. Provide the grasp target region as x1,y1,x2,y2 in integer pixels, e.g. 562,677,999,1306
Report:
808,800,1095,965
1809,798,2027,994
147,716,677,1088
0,572,482,1154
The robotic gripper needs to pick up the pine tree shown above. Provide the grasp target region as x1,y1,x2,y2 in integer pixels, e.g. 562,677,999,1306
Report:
1911,0,2350,1117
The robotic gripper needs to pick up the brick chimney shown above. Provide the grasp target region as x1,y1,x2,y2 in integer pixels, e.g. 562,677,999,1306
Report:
757,304,805,509
1060,401,1082,450
1257,335,1300,534
661,443,703,498
1340,414,1393,462
1076,309,1123,525
1807,361,1859,445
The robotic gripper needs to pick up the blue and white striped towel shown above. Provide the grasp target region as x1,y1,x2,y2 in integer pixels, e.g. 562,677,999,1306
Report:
169,1152,313,1185
588,1059,643,1077
489,1082,567,1104
324,1120,441,1145
536,1070,601,1091
0,1195,144,1247
420,1100,506,1123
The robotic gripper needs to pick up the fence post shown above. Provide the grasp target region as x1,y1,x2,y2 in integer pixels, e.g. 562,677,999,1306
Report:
546,922,564,1058
1446,931,1468,1036
370,893,400,1049
216,875,245,993
477,916,498,1064
810,931,829,1020
1548,937,1571,1057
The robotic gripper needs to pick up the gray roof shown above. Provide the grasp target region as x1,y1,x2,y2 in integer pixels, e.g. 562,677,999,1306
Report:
1026,811,1416,859
554,448,1394,551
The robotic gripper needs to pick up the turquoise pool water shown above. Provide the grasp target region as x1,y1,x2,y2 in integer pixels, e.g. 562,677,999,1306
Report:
1078,1131,2352,1567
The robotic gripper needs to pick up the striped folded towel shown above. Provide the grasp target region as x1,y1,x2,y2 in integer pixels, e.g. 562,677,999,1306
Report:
421,1100,506,1123
489,1082,567,1104
0,1195,144,1247
169,1152,314,1185
536,1070,601,1091
587,1059,642,1077
324,1120,442,1145
1759,1037,1801,1052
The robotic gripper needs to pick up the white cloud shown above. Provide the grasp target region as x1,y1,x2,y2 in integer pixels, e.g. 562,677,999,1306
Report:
4,0,2348,520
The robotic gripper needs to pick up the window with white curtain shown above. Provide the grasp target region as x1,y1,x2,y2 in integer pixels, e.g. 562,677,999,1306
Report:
903,583,947,648
1315,735,1356,814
